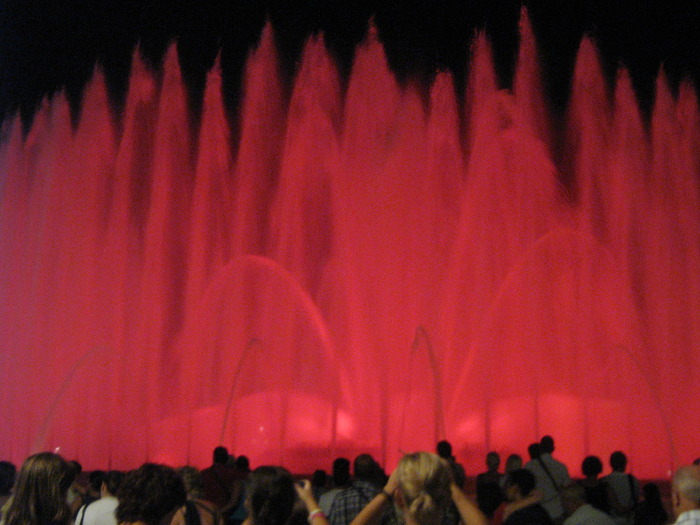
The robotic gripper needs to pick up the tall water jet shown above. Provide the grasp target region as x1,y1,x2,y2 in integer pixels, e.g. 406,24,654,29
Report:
1,10,700,477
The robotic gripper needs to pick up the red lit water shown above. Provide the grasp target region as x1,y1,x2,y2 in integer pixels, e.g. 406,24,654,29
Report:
1,15,699,479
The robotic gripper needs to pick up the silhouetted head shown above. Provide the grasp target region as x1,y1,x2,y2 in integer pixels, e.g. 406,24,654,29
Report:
332,458,351,487
246,466,296,525
504,455,522,475
213,446,230,465
396,452,452,525
610,451,627,472
581,456,603,479
0,461,16,496
505,469,536,500
89,470,106,493
116,463,187,525
236,456,251,472
5,452,74,525
436,441,452,459
539,436,555,454
353,454,377,481
527,443,541,460
311,470,326,488
103,470,124,497
486,452,500,471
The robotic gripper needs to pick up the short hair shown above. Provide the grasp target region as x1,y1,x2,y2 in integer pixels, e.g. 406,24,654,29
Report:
332,458,351,486
436,441,453,459
610,451,627,471
116,464,186,525
89,470,106,492
527,443,541,460
247,466,296,525
353,454,376,481
104,470,124,496
486,452,500,470
673,466,700,506
311,470,327,488
213,446,229,464
0,461,16,495
504,454,522,474
540,436,554,454
507,469,536,497
5,452,73,525
236,456,250,471
581,456,603,477
398,452,452,525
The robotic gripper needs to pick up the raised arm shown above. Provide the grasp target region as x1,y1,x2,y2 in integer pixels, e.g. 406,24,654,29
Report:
349,468,400,525
296,480,330,525
450,484,488,525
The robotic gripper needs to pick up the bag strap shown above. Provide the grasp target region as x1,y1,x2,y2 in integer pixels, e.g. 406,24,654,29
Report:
79,501,92,525
627,474,637,504
537,457,560,492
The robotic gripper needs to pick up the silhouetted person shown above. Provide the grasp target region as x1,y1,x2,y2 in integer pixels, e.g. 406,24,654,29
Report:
476,452,503,518
320,459,351,515
579,456,611,514
633,483,667,525
501,455,523,490
117,464,187,525
202,447,244,522
171,466,223,525
525,438,570,523
328,455,382,525
503,469,552,525
561,484,616,525
437,441,466,489
603,451,639,525
0,461,16,523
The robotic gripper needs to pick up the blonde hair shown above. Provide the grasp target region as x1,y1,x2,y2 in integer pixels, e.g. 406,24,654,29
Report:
397,452,452,525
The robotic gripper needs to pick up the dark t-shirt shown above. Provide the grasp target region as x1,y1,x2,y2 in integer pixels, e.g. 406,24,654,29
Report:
504,504,553,525
201,464,242,510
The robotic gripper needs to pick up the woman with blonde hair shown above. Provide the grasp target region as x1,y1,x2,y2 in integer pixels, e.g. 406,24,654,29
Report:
350,452,487,525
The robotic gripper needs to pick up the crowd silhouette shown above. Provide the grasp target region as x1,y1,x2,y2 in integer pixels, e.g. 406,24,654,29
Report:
0,436,696,525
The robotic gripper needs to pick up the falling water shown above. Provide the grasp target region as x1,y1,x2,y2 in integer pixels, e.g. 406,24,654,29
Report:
1,12,699,478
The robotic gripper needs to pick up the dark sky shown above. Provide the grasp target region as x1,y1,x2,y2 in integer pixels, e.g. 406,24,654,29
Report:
1,0,699,124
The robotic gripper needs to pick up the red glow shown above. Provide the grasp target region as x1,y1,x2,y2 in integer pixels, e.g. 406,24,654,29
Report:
1,17,699,479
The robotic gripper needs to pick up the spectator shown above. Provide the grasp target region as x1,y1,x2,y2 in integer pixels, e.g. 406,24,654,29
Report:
670,465,700,525
5,452,74,525
603,452,639,525
171,467,223,525
561,484,616,525
319,459,351,516
75,470,124,525
633,483,667,525
349,452,487,525
117,464,186,525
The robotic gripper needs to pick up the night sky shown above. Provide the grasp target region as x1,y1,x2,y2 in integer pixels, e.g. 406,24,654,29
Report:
1,0,699,125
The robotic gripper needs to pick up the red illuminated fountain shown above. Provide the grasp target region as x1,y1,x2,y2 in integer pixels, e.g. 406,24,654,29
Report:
1,11,699,479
